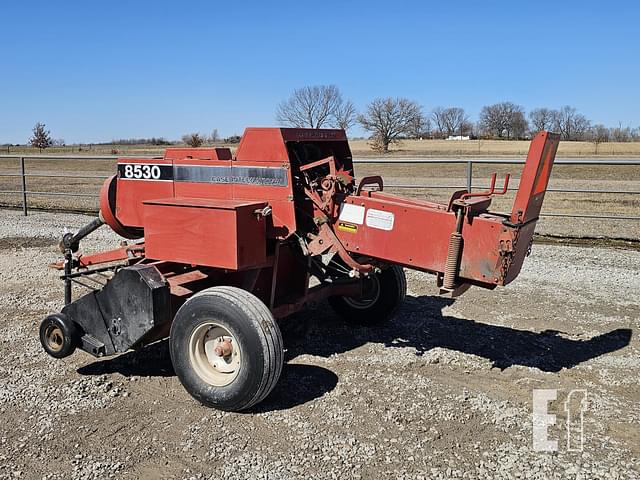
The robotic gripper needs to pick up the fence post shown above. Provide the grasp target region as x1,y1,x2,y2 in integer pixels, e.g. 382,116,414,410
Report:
20,157,28,216
466,160,473,192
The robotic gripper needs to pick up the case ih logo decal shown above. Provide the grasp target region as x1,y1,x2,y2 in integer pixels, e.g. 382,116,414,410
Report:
175,165,288,186
118,164,288,187
295,130,341,140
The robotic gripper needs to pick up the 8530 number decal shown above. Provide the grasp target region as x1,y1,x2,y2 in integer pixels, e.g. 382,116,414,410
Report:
124,164,160,179
118,163,172,181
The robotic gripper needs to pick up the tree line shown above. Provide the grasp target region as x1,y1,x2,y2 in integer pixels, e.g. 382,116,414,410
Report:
276,85,640,152
18,86,639,153
16,124,242,151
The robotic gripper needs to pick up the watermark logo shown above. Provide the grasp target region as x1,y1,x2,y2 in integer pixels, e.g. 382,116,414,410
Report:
532,388,587,452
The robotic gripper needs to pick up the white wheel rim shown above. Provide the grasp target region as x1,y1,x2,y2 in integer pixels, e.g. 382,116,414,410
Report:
188,322,242,387
343,275,381,309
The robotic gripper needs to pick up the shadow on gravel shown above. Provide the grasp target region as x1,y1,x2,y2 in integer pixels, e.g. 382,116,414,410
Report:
77,339,338,410
77,340,174,377
74,294,632,410
286,296,633,373
251,364,338,412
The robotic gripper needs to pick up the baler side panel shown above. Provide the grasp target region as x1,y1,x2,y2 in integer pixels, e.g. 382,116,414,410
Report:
336,196,453,273
231,160,297,239
115,158,174,228
336,195,507,284
235,128,290,163
142,198,267,270
234,129,300,237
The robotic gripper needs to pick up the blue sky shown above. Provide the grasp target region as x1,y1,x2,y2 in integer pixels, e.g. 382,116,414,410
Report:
1,0,638,143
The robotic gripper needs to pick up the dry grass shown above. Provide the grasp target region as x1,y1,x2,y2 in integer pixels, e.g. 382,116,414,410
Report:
0,144,229,157
348,139,640,157
3,139,640,159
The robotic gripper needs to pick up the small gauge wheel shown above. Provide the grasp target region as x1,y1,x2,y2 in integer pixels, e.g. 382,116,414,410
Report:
39,313,79,359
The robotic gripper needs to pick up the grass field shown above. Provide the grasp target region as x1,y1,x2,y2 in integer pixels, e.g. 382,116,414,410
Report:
3,138,640,158
349,139,640,157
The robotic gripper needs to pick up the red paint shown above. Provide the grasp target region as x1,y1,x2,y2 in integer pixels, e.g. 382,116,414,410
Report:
143,197,267,270
511,131,560,224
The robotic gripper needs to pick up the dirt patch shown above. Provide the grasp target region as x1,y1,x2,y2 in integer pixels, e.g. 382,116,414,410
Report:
0,235,57,250
534,233,640,251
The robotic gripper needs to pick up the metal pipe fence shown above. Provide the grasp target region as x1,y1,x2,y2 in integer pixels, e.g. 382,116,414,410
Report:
0,154,639,220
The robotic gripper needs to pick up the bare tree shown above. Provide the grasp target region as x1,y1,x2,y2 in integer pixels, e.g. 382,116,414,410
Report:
29,122,53,152
528,108,557,134
508,110,528,139
590,124,610,143
430,107,447,137
431,107,470,138
478,104,504,138
610,122,632,142
589,124,610,154
478,102,528,139
182,133,204,147
276,85,356,131
406,114,427,139
422,118,433,138
209,129,220,143
358,98,424,153
555,106,591,140
333,100,357,131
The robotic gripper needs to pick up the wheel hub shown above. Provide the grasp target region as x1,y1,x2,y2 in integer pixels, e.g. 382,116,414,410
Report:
189,323,241,386
343,275,381,309
45,325,64,353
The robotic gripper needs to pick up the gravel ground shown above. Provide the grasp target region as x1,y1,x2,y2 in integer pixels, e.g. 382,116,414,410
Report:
0,210,638,480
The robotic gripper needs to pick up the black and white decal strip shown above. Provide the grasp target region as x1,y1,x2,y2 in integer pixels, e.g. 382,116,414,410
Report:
118,164,288,187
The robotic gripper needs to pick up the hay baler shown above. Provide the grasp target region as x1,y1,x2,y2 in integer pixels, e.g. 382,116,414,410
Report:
40,128,559,411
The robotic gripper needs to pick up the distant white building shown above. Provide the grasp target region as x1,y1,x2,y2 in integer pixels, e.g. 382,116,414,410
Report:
446,135,470,141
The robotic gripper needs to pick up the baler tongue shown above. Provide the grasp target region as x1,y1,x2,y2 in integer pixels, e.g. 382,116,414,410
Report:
335,131,560,293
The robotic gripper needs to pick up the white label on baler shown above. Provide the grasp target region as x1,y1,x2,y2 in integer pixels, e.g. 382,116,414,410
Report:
366,209,394,231
338,203,365,225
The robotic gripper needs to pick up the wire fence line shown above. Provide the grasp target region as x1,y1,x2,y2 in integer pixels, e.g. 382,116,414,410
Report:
0,154,638,220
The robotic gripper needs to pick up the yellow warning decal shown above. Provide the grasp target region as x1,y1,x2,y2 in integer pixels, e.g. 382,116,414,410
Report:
337,222,358,233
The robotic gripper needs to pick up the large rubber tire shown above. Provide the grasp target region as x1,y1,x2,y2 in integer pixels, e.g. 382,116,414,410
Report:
39,313,79,359
329,266,407,326
169,286,284,411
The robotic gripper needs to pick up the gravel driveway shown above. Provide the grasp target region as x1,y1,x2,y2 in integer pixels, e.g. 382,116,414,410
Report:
0,210,638,479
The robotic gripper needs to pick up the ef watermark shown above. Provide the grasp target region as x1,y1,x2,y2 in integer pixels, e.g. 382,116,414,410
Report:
532,389,587,452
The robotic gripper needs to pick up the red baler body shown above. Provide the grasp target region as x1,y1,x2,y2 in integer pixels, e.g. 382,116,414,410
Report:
95,127,558,297
44,126,559,411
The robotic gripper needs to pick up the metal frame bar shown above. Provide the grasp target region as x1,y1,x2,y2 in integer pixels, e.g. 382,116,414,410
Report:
385,184,640,195
0,154,638,220
352,158,640,165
